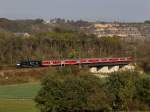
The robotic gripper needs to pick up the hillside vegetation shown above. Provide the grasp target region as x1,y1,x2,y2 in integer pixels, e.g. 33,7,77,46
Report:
0,18,150,72
0,27,123,64
35,68,150,111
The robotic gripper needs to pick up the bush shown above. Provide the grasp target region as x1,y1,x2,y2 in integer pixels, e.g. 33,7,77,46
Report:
35,70,150,112
35,68,111,112
135,74,150,106
106,71,150,111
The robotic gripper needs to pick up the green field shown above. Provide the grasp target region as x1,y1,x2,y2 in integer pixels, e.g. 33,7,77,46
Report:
0,83,41,112
0,99,38,112
0,83,41,99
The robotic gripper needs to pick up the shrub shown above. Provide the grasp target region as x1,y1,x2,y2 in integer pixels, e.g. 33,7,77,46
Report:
35,70,150,112
135,74,150,106
35,68,111,112
106,71,150,111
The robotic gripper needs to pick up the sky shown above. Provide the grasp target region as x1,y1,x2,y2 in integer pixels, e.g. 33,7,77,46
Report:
0,0,150,22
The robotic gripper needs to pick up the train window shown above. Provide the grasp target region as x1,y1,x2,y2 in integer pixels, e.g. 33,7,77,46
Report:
30,61,39,65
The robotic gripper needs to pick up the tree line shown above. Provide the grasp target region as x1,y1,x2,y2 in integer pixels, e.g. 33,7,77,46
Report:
0,29,125,65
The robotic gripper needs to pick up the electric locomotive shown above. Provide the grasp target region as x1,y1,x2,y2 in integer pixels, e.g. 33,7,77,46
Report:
16,60,41,67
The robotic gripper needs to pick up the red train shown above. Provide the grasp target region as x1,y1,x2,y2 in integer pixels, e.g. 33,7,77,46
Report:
16,57,133,67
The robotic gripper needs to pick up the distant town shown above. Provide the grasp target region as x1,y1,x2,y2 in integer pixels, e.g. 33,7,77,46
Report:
45,19,150,41
1,18,150,42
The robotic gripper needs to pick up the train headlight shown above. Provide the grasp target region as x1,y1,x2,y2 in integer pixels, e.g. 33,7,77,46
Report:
16,63,21,66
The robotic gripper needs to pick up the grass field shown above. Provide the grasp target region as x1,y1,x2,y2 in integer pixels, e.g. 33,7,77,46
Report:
0,83,41,112
0,83,41,99
0,99,38,112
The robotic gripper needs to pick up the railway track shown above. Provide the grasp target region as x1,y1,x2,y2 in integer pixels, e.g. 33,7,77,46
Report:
0,57,133,74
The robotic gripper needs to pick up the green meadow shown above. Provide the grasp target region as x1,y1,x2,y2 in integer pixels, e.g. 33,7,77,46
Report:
0,99,38,112
0,83,41,112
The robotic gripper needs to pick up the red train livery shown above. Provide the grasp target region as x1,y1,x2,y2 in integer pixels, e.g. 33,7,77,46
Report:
41,57,133,66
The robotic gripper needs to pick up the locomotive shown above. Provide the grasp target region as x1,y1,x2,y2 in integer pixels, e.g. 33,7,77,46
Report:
16,60,41,67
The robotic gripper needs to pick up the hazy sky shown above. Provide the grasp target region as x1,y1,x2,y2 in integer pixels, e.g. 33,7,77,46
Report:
0,0,149,22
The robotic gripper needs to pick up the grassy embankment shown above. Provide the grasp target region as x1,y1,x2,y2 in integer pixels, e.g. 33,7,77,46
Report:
0,83,41,112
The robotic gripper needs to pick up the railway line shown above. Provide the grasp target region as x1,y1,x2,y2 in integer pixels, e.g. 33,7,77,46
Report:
0,57,133,74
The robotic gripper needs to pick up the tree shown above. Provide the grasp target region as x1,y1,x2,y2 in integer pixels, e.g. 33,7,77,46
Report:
135,75,150,106
106,71,150,111
106,71,137,111
35,68,111,112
